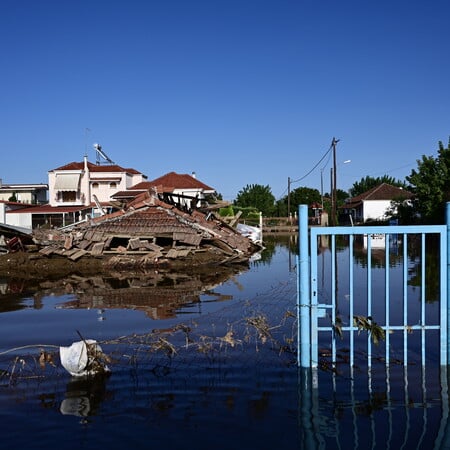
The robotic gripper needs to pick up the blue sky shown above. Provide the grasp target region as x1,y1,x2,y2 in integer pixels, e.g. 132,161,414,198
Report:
1,0,449,201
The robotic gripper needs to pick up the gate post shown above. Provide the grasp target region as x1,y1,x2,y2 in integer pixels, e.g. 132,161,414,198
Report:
298,205,310,367
447,202,450,365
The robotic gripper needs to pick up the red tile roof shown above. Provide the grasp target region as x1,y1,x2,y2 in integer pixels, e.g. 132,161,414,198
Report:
50,161,143,175
131,172,214,192
345,183,413,208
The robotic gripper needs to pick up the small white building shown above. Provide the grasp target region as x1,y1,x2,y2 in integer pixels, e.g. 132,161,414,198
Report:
0,180,48,204
342,183,413,224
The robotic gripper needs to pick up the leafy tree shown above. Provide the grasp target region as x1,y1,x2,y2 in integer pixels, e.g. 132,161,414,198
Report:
406,139,450,224
349,175,407,197
275,186,322,217
290,186,322,209
234,184,275,216
322,188,349,220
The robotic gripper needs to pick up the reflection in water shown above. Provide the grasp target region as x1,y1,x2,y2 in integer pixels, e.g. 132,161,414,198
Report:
299,364,449,449
0,237,448,449
0,264,247,319
60,374,110,418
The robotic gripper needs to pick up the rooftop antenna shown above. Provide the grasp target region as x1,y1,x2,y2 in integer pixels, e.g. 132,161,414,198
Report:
93,143,115,165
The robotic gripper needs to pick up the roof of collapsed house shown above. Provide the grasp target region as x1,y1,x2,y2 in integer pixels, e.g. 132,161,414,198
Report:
35,190,261,266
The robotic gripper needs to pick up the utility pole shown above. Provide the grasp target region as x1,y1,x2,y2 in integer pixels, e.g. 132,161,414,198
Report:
331,137,340,226
287,176,291,219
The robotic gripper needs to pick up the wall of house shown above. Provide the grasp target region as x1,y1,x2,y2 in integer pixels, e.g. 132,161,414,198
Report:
5,212,33,229
173,188,204,209
49,167,146,207
363,200,392,222
89,178,123,203
0,190,45,204
48,171,85,207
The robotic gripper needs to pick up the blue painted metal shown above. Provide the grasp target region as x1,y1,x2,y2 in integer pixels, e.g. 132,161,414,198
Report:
298,205,310,368
447,202,450,363
298,204,449,368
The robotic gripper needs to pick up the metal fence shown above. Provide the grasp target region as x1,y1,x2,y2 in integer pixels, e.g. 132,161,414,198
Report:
296,203,450,449
297,203,449,369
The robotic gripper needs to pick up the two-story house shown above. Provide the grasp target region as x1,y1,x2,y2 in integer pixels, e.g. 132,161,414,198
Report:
6,156,147,229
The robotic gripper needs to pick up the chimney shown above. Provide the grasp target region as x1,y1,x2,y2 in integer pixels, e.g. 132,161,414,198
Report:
191,171,196,179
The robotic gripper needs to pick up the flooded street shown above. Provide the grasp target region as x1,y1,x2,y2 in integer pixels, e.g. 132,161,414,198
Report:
0,235,447,449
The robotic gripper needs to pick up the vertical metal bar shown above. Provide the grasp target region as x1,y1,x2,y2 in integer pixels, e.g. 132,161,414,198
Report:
439,214,450,366
441,202,450,361
421,233,426,365
367,234,372,369
310,232,319,368
296,254,300,367
349,234,354,368
403,234,408,366
385,234,390,367
299,205,310,368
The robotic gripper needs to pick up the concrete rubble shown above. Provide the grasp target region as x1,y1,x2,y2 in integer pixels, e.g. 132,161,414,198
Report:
30,189,262,270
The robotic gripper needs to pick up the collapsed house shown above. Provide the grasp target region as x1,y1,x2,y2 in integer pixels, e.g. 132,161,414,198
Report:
32,189,262,269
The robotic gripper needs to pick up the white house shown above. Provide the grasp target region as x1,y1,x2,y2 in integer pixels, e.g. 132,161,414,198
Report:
6,156,146,229
342,183,414,223
0,180,48,204
48,156,146,209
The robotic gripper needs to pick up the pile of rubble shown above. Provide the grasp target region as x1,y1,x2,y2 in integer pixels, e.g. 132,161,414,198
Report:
32,190,262,270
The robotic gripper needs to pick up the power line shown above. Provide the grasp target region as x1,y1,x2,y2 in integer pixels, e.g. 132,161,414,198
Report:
290,144,333,184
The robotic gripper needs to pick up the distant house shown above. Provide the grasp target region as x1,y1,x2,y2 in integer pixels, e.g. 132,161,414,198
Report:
341,183,414,223
6,156,147,229
113,171,216,210
0,179,48,204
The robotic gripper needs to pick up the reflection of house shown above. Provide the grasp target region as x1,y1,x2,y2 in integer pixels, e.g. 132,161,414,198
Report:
0,179,48,204
342,183,413,223
113,171,216,210
6,156,146,230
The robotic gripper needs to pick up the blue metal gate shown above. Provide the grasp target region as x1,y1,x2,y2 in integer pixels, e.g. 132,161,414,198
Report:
297,203,450,369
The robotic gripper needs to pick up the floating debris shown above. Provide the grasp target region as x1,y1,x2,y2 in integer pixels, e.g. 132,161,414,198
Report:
59,338,111,377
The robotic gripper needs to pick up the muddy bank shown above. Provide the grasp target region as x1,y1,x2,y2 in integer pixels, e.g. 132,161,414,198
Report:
0,248,248,280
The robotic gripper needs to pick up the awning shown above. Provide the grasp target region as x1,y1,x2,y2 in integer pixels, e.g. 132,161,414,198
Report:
54,174,81,191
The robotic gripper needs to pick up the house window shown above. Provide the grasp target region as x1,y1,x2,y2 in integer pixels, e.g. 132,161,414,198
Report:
92,182,99,189
109,182,117,189
61,191,77,202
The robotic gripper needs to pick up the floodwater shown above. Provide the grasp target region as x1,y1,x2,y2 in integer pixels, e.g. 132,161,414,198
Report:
0,235,447,449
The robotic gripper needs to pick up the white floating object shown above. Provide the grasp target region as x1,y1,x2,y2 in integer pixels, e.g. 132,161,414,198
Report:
60,339,110,377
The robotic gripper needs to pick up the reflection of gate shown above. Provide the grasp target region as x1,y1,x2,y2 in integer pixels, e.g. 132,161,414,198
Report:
297,204,450,448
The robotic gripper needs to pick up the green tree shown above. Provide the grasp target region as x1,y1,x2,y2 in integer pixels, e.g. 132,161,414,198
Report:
349,175,407,197
406,139,450,224
275,186,322,217
234,184,275,216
